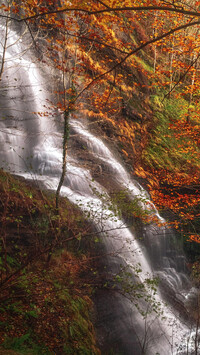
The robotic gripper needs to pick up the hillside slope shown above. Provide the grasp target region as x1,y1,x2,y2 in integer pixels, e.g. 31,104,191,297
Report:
0,170,99,354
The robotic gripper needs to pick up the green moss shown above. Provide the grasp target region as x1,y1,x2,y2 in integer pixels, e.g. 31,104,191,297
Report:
134,55,154,73
2,333,51,354
143,96,200,171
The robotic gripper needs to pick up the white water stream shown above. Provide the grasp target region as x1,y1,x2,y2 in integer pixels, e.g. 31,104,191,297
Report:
0,21,199,354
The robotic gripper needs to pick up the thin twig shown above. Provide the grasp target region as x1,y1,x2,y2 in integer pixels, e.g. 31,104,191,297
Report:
162,51,200,101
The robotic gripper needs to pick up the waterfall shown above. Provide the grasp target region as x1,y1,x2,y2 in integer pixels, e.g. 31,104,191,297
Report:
0,21,199,355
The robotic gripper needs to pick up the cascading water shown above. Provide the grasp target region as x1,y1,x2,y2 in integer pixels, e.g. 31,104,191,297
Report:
0,21,199,355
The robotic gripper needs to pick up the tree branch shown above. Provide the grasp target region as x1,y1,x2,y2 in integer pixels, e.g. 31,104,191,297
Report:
0,5,200,22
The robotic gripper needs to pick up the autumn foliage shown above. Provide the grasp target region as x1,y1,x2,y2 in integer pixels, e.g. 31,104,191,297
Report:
0,0,200,245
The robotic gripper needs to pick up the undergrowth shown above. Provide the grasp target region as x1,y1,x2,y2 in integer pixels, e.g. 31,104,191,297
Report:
143,95,191,170
0,169,99,355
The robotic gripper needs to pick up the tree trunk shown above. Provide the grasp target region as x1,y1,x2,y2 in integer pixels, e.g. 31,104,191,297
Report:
55,108,69,210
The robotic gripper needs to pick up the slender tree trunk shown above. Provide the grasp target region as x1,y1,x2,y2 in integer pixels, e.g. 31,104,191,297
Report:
194,294,200,355
153,45,157,74
0,16,9,81
189,53,198,106
55,18,78,211
187,29,199,123
55,108,69,210
153,11,158,73
169,34,175,96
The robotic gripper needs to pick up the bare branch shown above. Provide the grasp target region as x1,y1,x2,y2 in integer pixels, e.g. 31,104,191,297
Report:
95,0,111,9
24,19,38,51
0,5,200,22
